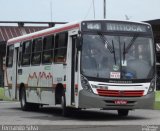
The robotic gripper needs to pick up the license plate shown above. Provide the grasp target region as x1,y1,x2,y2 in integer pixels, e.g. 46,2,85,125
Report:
114,100,128,105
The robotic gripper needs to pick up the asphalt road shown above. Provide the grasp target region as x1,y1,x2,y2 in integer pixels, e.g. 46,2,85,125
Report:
0,101,160,131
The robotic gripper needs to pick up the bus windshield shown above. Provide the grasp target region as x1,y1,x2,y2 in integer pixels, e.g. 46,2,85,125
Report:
81,34,155,80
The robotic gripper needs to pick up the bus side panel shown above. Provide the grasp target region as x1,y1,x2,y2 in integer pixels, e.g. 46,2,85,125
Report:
39,64,55,105
26,66,41,104
24,63,66,106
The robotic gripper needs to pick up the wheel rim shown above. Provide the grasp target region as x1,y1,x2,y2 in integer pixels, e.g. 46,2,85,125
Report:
21,90,25,107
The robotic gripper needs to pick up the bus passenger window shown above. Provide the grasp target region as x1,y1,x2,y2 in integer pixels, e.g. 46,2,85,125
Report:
6,45,14,67
31,38,42,65
22,41,31,66
42,35,54,64
54,32,68,63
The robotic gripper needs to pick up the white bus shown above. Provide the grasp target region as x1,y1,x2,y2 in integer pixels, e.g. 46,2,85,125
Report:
4,20,155,116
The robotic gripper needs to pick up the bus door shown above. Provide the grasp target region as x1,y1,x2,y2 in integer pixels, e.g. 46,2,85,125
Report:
71,36,78,105
11,43,20,100
66,30,79,107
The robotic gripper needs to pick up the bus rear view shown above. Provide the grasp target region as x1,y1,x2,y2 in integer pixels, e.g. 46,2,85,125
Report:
78,20,155,116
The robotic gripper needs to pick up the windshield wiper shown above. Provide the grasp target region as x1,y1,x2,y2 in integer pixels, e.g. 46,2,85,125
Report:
112,40,117,65
124,34,139,54
97,32,113,53
123,42,126,64
97,32,117,65
123,34,139,63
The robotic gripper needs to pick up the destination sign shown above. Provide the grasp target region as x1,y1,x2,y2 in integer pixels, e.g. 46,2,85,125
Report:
106,23,149,32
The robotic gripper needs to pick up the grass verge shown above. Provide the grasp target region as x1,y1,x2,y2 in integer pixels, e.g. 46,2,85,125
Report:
0,87,10,101
0,87,4,100
154,91,160,110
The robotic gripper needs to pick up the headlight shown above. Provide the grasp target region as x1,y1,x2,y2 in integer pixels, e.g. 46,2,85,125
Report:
148,79,156,94
91,84,108,90
81,75,93,92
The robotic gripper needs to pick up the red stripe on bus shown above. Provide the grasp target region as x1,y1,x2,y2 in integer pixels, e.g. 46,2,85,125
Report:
63,84,66,88
7,23,80,45
75,84,78,89
97,89,144,97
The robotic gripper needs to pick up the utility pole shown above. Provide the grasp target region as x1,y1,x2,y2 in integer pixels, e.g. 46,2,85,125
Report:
104,0,106,19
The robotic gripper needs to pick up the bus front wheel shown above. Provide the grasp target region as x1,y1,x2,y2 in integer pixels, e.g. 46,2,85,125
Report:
117,109,129,117
20,88,30,111
61,95,69,116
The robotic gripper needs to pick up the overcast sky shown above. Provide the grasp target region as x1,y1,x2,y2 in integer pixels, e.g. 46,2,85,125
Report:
0,0,160,23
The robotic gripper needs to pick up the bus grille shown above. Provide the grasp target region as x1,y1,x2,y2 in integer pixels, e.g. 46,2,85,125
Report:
97,89,144,97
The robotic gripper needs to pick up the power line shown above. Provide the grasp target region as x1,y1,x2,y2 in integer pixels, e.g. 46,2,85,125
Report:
50,0,53,22
83,0,93,19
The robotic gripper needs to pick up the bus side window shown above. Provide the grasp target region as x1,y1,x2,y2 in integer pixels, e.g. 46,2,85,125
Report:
54,32,68,63
21,41,32,66
42,35,54,64
31,38,42,65
6,45,14,67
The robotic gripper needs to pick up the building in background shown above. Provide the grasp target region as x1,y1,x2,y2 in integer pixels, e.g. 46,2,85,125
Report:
0,21,66,87
146,19,160,90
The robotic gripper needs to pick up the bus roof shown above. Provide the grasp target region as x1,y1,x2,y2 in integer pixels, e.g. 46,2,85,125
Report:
7,21,80,45
84,19,150,25
7,20,151,45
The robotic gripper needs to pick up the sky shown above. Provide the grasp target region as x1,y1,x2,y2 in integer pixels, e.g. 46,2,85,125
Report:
0,0,160,23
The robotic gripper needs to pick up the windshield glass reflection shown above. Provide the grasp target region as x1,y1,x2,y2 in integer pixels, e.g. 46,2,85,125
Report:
81,34,154,80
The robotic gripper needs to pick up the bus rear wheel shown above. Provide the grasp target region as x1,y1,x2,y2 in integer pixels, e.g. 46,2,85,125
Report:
20,88,30,111
118,109,129,117
20,88,40,111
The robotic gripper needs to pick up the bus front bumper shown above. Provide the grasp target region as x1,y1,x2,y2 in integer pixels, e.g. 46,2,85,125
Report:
78,90,155,110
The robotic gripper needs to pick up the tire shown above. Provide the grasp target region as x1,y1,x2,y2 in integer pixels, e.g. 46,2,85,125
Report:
61,95,69,116
20,88,30,111
118,109,129,117
20,88,40,111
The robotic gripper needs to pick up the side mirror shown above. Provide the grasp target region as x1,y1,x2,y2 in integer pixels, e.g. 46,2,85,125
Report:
76,36,82,50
